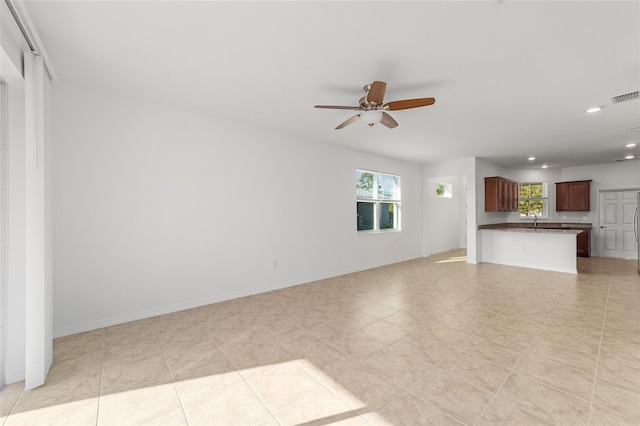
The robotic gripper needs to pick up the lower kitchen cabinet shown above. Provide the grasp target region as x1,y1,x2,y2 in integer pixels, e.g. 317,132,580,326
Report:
576,228,590,257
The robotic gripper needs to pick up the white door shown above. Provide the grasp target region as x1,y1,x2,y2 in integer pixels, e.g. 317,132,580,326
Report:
599,190,639,259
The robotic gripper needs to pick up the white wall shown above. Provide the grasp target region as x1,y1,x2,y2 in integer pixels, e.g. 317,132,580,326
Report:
422,158,474,260
52,83,424,337
425,175,460,255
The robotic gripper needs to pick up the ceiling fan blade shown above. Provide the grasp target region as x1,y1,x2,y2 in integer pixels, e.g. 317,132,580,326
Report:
366,81,387,105
336,114,360,130
315,105,361,110
380,112,399,129
383,97,436,110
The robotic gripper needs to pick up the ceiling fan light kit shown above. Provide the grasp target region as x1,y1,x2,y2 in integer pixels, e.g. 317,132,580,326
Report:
360,110,383,126
315,81,435,129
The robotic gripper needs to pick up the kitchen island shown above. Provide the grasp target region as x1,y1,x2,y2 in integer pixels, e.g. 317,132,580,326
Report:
479,225,584,274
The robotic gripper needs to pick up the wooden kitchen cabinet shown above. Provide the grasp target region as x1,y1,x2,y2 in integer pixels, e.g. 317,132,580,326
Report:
485,176,519,212
576,228,590,257
556,180,591,211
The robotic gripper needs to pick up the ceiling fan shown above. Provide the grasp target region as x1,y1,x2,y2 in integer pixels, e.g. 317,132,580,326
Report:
315,81,435,129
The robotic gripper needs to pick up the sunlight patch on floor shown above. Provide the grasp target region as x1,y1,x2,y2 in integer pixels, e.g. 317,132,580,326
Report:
435,255,467,264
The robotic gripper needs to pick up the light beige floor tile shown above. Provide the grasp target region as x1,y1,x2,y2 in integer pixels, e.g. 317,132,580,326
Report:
251,313,301,338
438,350,510,393
272,385,354,426
98,383,183,426
476,399,553,425
103,338,164,365
364,345,434,389
524,335,598,375
5,396,99,426
157,325,212,352
173,370,244,405
475,323,534,352
4,253,638,426
602,327,640,349
357,302,399,319
180,380,271,426
408,367,492,425
496,372,590,425
221,339,292,378
596,357,640,392
435,313,489,334
592,376,640,420
589,403,640,426
101,353,173,395
515,352,594,400
418,323,471,348
390,333,455,365
0,381,24,421
457,335,523,370
323,331,389,360
245,360,325,412
368,392,462,426
163,339,236,382
487,312,541,335
598,340,640,368
538,324,601,356
322,363,404,415
360,320,410,346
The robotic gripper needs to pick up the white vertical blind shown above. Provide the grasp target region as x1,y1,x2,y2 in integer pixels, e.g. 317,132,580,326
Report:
24,52,51,390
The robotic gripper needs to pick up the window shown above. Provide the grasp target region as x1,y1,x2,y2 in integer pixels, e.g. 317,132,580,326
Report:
356,169,401,231
519,182,548,217
436,182,452,198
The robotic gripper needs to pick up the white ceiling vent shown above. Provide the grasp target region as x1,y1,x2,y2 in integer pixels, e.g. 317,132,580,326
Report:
611,91,639,104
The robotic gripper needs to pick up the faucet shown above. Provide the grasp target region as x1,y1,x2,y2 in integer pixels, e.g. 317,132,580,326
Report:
533,214,538,227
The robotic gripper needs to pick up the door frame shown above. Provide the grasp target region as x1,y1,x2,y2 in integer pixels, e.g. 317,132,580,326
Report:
597,187,640,258
0,79,7,390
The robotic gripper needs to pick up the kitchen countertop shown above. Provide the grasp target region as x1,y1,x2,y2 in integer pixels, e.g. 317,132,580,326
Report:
478,222,592,230
480,228,583,235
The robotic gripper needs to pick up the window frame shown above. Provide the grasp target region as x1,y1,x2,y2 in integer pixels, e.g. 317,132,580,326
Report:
356,169,401,233
518,181,549,219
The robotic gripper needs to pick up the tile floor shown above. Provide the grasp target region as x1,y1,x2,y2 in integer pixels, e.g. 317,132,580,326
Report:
1,250,639,425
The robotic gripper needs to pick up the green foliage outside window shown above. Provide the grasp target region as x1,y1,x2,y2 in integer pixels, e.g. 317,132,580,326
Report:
519,183,545,216
357,171,374,193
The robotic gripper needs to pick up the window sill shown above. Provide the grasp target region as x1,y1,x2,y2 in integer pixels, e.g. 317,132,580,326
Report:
357,228,401,234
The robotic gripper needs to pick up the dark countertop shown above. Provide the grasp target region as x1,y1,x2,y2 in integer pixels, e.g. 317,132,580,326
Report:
478,222,592,230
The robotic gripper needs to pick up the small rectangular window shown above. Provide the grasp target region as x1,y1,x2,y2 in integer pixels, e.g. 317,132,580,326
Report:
519,182,548,218
436,182,452,198
356,169,401,232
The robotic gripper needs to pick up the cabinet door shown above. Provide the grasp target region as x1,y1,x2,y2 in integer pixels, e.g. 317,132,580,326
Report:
576,229,590,257
485,177,499,211
498,178,507,211
556,183,568,211
567,182,590,211
511,181,519,211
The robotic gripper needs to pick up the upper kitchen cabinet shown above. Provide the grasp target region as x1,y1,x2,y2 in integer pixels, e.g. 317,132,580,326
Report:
556,180,591,211
485,176,519,212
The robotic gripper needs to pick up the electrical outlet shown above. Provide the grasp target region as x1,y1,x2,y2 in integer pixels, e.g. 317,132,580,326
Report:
273,260,278,269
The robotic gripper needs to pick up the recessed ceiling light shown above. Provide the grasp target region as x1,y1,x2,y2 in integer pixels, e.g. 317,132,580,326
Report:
626,143,637,148
625,155,635,160
541,164,548,169
585,106,603,113
528,157,536,161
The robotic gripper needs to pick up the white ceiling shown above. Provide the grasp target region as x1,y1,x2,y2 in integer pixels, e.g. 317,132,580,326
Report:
25,0,640,168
